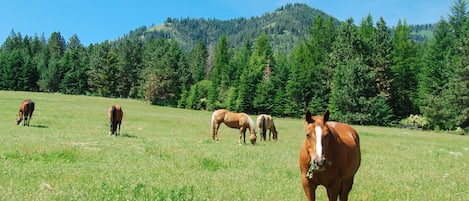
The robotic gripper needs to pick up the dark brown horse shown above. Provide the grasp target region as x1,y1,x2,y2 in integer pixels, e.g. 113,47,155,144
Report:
211,109,257,145
16,99,35,126
108,105,123,136
256,114,278,141
299,110,361,201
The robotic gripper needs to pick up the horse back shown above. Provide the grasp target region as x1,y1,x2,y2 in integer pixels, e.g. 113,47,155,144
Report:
20,99,34,115
109,105,123,121
28,100,35,117
222,112,244,128
114,105,123,121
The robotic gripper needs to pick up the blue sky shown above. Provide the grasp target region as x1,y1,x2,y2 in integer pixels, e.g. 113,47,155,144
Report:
0,0,454,46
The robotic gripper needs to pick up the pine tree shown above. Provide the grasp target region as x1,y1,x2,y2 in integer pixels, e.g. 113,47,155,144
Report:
60,35,88,94
117,39,143,98
389,20,419,120
208,36,230,110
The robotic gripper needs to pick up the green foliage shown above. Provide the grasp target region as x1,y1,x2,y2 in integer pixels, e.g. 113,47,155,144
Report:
183,80,211,110
400,114,429,129
389,20,420,119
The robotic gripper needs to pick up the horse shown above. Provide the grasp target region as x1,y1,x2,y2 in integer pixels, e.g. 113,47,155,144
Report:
108,105,123,136
211,109,257,145
16,99,35,126
299,110,361,201
256,114,278,141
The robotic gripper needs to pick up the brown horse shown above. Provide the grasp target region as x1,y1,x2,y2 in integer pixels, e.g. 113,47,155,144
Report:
299,110,361,201
16,99,35,126
256,114,278,141
108,105,123,136
211,109,257,145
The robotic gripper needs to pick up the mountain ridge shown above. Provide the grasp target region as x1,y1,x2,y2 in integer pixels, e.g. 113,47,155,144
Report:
117,3,434,53
118,3,338,53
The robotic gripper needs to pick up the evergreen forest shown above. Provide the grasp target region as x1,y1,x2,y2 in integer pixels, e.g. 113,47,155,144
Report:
1,2,468,131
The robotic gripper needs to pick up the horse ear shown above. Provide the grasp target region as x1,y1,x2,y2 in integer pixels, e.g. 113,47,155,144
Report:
305,110,314,124
323,110,330,122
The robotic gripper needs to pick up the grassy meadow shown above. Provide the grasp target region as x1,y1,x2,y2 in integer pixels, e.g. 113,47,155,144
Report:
1,90,468,200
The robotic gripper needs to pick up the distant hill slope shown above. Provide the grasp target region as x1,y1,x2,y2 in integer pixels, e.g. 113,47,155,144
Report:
117,3,434,53
119,3,338,53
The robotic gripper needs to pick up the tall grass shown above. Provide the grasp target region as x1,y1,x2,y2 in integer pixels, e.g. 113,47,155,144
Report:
1,91,468,200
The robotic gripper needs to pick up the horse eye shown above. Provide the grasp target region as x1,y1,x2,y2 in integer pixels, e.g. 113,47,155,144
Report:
306,133,311,138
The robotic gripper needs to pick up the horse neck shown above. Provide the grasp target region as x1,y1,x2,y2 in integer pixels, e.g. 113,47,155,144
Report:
272,124,277,133
18,110,24,119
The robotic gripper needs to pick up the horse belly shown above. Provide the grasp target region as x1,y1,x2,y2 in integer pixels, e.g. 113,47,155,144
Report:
223,120,240,129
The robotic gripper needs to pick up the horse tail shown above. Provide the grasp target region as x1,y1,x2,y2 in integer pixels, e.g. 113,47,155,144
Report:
211,111,215,130
272,123,278,140
111,105,117,131
211,110,224,141
261,115,266,140
28,99,35,119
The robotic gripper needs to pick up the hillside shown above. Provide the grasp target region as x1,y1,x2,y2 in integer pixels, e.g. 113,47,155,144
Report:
118,3,434,53
119,3,338,53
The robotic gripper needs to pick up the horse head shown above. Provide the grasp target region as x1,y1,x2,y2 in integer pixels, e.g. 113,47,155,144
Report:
304,110,332,172
16,113,22,125
248,117,257,145
249,132,257,145
272,124,279,141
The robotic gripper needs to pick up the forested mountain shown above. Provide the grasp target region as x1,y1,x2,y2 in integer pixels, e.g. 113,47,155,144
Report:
118,3,338,53
119,3,434,52
1,2,467,132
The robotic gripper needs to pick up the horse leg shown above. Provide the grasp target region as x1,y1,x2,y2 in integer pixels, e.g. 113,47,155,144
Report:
117,121,121,136
27,114,32,126
325,182,341,201
268,129,272,141
302,176,317,201
109,120,114,136
239,127,247,144
339,177,355,201
212,123,220,142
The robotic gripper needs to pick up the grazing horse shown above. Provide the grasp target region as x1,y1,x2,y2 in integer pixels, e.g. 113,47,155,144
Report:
108,105,123,136
16,99,35,126
256,114,278,141
299,110,361,201
211,109,257,145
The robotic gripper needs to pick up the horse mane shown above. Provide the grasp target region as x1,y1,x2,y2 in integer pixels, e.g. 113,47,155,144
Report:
246,114,255,133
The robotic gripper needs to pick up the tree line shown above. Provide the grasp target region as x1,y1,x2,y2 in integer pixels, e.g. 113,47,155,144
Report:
1,0,468,131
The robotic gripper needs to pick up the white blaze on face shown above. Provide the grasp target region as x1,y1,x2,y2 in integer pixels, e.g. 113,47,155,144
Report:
315,126,323,160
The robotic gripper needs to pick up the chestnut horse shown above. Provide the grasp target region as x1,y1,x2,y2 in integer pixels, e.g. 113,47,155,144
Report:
16,99,35,126
211,109,257,145
299,110,360,201
108,105,123,136
256,114,278,141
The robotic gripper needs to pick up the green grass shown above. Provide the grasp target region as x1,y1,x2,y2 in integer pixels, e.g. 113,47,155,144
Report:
1,90,468,200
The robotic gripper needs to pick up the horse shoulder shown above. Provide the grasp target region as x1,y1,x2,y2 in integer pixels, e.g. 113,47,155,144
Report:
256,115,262,126
326,122,361,176
327,122,359,147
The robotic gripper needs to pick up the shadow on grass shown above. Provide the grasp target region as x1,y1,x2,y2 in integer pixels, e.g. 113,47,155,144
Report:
120,133,138,138
30,124,49,128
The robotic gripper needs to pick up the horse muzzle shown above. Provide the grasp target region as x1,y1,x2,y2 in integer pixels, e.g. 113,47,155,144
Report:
313,159,327,171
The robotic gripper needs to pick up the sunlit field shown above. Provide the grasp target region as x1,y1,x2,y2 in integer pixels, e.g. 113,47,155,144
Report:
1,91,468,200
